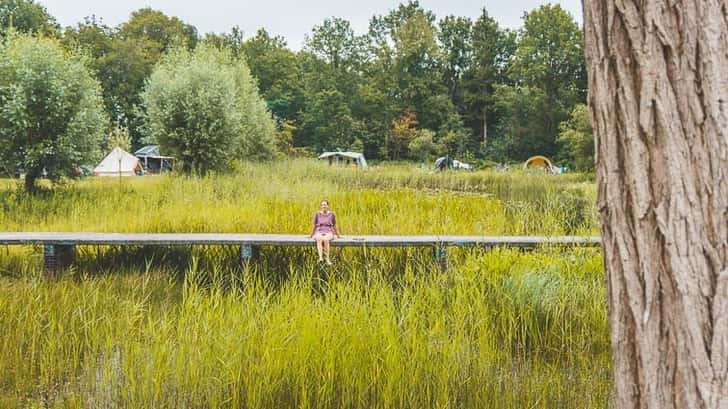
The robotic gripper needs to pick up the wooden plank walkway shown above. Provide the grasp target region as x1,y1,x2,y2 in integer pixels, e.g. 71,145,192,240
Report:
0,232,601,247
0,232,601,277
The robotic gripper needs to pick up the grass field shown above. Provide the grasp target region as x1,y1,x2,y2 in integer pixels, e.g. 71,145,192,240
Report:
0,160,610,408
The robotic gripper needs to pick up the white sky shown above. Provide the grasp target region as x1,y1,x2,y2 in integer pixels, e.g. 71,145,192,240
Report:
37,0,583,50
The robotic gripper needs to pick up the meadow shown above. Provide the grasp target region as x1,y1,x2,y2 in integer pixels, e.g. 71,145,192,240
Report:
0,160,610,408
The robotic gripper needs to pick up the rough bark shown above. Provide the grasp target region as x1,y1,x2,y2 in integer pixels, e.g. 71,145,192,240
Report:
583,0,728,407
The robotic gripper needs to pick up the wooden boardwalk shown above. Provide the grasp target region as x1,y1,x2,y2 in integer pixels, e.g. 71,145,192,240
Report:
0,232,601,276
0,232,601,247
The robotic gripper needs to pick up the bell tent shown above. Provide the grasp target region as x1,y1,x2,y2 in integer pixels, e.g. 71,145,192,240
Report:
94,147,142,177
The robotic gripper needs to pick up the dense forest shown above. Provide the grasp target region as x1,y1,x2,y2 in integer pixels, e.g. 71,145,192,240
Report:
0,0,593,170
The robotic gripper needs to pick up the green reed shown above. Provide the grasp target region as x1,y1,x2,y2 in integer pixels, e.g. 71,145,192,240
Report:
0,160,596,235
0,248,609,408
0,160,608,408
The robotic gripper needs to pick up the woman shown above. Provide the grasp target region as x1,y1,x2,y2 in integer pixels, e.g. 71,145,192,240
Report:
310,199,340,264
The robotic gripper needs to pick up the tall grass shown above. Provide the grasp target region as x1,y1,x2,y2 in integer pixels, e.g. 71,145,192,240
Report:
0,160,597,235
0,160,609,408
0,249,609,408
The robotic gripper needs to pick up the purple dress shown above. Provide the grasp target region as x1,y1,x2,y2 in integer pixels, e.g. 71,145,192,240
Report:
314,212,336,234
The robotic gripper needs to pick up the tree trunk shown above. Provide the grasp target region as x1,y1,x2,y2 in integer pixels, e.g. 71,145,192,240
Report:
583,1,728,407
24,169,38,193
482,109,488,146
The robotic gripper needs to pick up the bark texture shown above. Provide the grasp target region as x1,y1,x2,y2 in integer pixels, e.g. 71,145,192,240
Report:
583,0,728,407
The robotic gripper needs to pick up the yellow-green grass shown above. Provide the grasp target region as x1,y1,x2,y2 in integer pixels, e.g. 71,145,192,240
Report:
0,160,608,408
1,248,609,408
0,160,597,235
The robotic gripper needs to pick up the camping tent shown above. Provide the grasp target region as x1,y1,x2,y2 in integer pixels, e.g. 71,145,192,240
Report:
523,155,554,171
434,156,453,171
94,147,142,177
435,156,473,171
452,159,473,170
318,151,368,168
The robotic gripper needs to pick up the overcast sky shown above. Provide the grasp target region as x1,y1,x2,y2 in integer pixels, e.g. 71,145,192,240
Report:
37,0,583,50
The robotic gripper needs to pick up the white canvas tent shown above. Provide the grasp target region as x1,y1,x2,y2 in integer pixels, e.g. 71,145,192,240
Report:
318,151,368,168
94,147,142,177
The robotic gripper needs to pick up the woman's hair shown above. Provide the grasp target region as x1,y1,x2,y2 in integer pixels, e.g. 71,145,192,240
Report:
320,199,329,206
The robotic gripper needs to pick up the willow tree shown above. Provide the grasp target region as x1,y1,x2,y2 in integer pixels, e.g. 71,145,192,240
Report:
0,33,107,191
142,45,276,174
583,1,727,407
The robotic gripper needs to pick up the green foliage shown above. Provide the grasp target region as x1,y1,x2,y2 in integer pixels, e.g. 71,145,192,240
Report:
305,18,365,71
507,5,586,157
0,34,107,190
105,124,132,152
487,84,548,160
385,111,419,160
240,29,303,122
0,0,58,37
274,120,296,155
438,15,472,103
62,9,199,148
408,129,437,161
558,104,594,171
15,1,592,166
141,45,276,174
462,9,516,148
119,7,197,52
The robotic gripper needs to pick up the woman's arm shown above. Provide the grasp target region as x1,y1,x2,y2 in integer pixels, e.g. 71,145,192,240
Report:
332,213,341,238
310,213,318,237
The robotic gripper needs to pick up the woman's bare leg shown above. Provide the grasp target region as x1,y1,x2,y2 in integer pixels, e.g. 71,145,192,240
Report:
315,238,324,261
323,239,331,264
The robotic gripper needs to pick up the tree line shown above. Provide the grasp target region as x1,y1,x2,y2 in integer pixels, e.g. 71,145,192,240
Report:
0,0,594,190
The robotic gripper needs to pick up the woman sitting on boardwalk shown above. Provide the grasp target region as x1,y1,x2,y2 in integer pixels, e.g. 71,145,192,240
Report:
310,200,340,265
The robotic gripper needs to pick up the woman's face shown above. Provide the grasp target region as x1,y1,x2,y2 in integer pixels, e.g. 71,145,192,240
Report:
320,201,329,211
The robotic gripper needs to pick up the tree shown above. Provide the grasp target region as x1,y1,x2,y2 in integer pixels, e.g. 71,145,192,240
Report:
0,34,107,191
304,18,365,72
119,8,197,52
437,16,472,110
241,29,303,123
583,1,728,407
408,128,437,162
557,104,593,171
80,8,198,147
509,4,586,157
106,124,132,152
488,84,547,160
385,111,419,160
462,9,516,147
141,45,276,174
299,18,366,152
0,0,58,37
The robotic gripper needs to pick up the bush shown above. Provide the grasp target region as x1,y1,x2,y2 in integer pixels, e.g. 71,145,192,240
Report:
558,104,594,171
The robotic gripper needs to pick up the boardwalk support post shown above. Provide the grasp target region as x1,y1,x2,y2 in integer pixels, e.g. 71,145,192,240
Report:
43,244,75,278
240,244,258,265
434,244,447,272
